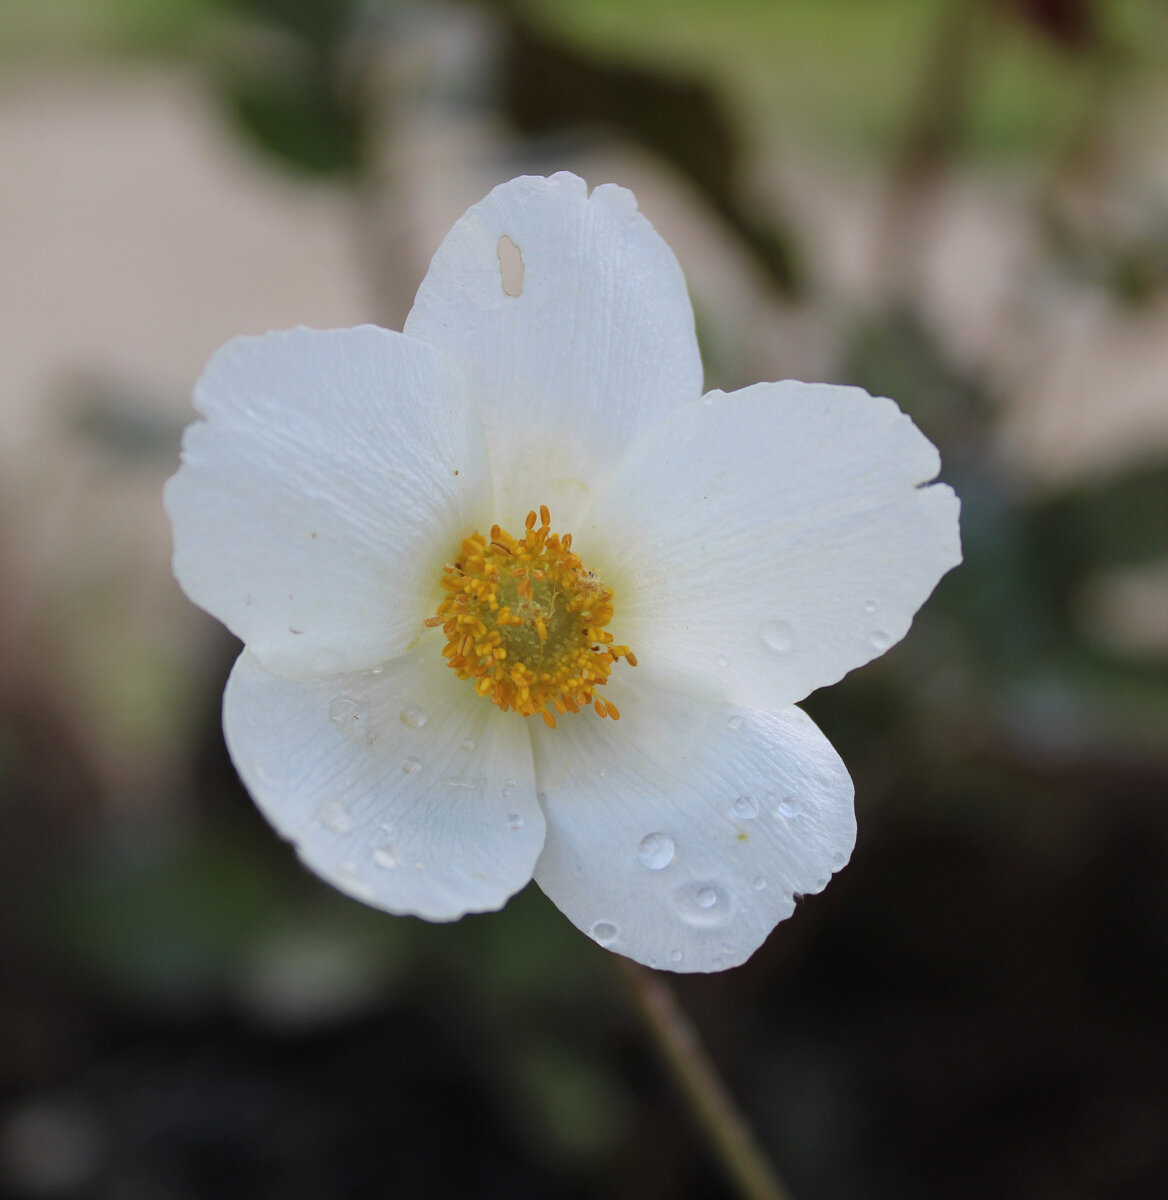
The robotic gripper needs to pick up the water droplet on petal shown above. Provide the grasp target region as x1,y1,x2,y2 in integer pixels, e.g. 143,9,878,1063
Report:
864,599,878,614
637,833,675,870
399,705,427,729
751,876,767,890
870,629,892,651
459,738,476,752
832,851,847,866
669,948,683,964
777,797,801,819
591,921,618,944
716,655,729,669
731,795,758,820
318,798,352,833
328,696,364,728
761,619,795,653
373,847,398,869
337,862,375,901
506,813,524,830
675,883,730,927
402,756,422,774
727,715,745,731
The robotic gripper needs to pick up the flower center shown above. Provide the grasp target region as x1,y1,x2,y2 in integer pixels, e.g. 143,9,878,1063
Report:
426,506,635,728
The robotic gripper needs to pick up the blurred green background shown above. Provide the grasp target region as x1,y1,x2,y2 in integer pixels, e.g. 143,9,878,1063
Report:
2,1,1166,1197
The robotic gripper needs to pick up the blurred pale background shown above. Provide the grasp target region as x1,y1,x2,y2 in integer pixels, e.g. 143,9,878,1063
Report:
2,2,1166,1198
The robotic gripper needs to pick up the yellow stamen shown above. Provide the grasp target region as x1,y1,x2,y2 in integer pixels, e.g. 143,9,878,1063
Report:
430,508,630,724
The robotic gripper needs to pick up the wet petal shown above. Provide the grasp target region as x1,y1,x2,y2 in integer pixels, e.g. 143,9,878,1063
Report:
581,381,961,710
224,649,544,920
531,673,855,972
166,326,491,678
404,173,703,529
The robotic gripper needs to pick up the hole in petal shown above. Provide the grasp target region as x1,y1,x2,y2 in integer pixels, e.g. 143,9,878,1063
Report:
497,234,524,297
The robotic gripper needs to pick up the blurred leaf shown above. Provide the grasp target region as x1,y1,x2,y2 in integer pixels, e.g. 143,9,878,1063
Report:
509,1038,631,1163
65,374,185,462
217,0,355,46
995,0,1097,53
226,66,365,176
211,0,372,177
1029,460,1168,579
496,7,804,297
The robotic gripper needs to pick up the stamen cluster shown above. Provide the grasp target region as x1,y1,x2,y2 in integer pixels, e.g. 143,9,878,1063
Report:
427,507,635,728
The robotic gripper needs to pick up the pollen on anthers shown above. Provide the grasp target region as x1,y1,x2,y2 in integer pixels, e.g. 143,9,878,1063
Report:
425,506,636,729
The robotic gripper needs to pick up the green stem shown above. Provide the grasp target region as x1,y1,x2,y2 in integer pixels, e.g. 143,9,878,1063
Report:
619,959,794,1200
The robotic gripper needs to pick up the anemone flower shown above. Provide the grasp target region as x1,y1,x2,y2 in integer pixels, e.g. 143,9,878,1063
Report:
166,173,961,972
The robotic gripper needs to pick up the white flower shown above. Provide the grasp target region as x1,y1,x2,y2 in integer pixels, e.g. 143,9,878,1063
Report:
165,173,961,973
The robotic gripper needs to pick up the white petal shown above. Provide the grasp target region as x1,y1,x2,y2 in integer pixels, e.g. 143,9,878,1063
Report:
531,675,855,972
403,173,703,529
166,326,491,677
223,649,544,921
580,381,961,711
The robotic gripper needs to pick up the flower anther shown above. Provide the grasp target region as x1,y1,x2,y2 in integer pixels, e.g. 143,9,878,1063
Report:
428,508,632,727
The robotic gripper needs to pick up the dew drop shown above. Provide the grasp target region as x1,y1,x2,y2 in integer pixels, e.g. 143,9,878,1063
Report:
870,629,892,651
716,655,729,669
832,851,847,866
402,756,422,774
751,876,767,890
637,832,676,870
670,948,684,964
318,798,352,833
727,715,745,731
504,778,518,790
372,847,398,869
328,696,364,728
674,883,730,927
506,813,524,830
815,877,828,889
731,795,758,820
864,599,878,614
591,921,618,944
337,861,375,900
399,705,427,729
777,797,801,819
459,738,476,752
761,619,795,653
